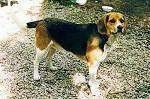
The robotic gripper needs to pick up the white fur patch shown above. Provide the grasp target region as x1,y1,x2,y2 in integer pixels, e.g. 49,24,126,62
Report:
89,79,100,93
33,41,53,80
89,62,99,79
33,71,41,80
115,20,123,33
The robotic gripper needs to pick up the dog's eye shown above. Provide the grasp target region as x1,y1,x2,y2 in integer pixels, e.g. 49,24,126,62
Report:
120,18,125,23
109,19,116,23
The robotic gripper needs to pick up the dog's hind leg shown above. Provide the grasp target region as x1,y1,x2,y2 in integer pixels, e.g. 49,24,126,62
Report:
33,21,52,80
45,46,58,70
34,48,49,80
34,41,54,80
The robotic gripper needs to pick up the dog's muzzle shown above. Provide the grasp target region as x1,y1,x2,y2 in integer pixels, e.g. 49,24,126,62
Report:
117,25,123,33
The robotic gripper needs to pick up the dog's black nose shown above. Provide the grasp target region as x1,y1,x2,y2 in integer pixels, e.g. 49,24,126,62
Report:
117,25,123,32
117,25,123,30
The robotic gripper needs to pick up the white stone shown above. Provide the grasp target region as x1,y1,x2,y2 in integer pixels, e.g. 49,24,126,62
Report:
102,6,113,12
76,0,87,5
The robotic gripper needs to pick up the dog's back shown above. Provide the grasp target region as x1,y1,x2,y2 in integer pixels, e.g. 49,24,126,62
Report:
27,18,98,55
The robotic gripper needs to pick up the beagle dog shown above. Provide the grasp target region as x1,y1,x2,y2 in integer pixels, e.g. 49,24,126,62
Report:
27,12,127,97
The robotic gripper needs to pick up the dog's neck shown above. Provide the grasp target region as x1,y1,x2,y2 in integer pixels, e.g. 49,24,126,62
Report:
97,33,109,51
96,23,117,50
95,23,109,42
96,23,118,47
96,23,109,37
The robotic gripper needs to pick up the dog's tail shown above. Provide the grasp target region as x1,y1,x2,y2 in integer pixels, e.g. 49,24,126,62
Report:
26,20,43,28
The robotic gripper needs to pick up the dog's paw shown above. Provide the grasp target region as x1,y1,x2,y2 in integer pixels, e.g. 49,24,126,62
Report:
92,95,105,99
91,87,101,97
89,79,101,96
33,73,41,80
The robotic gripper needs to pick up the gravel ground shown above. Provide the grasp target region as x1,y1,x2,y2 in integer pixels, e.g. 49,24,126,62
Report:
0,0,150,99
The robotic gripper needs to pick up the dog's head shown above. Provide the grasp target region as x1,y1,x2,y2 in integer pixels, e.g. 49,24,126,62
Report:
98,12,127,36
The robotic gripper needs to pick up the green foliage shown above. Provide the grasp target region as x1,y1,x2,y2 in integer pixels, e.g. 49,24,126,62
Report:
48,0,76,7
135,82,150,98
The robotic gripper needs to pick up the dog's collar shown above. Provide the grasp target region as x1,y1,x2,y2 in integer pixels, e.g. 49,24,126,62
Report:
95,24,111,47
101,33,112,47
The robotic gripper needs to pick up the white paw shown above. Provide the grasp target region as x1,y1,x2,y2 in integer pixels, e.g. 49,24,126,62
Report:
33,73,41,80
92,95,104,99
91,87,100,96
89,79,100,96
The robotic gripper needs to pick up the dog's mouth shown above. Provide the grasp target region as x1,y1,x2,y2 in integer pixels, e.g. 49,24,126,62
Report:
113,28,124,34
117,29,123,33
113,30,126,36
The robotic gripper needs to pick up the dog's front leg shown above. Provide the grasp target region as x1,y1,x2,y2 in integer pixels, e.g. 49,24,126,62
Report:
86,54,101,97
86,49,107,98
88,62,102,98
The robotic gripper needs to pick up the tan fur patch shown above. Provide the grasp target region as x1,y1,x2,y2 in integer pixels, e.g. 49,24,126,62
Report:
87,36,100,52
35,22,51,50
86,36,103,65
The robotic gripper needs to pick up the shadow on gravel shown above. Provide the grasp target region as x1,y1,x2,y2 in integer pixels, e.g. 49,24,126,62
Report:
121,0,150,17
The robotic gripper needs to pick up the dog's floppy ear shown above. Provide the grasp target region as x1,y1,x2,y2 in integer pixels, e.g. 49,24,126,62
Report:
123,16,128,29
97,13,110,34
